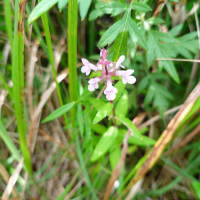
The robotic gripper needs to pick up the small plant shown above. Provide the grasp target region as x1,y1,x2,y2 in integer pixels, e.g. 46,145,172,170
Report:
81,49,136,100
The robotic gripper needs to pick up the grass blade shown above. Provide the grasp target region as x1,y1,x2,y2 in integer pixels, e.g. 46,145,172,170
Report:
0,121,21,161
68,0,78,126
12,0,32,174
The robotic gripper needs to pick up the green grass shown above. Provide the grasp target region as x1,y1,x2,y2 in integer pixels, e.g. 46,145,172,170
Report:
12,0,32,174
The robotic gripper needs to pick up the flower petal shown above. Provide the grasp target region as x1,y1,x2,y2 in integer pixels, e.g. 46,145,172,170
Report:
127,76,136,84
81,58,90,66
81,66,90,76
106,93,116,101
89,63,97,71
126,69,134,75
116,55,125,68
88,84,95,91
82,58,97,71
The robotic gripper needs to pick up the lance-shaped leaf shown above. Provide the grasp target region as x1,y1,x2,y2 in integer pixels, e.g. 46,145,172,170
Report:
28,0,58,24
98,11,130,48
91,127,118,161
93,102,113,124
79,0,92,20
42,102,75,123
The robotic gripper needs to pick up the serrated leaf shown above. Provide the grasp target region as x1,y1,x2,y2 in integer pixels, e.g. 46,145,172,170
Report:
138,76,149,92
128,15,146,49
146,31,180,83
169,24,183,36
144,84,154,105
111,31,128,61
93,102,113,124
42,102,75,123
98,19,123,47
117,116,155,146
98,11,130,48
91,127,118,161
146,31,156,66
28,0,58,24
79,0,92,20
89,2,128,21
132,2,152,12
144,82,173,116
160,61,180,83
58,0,68,12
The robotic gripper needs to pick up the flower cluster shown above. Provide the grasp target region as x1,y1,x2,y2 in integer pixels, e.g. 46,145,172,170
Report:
81,49,136,101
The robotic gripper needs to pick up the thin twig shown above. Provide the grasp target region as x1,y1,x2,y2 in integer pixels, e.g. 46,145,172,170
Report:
2,159,24,200
157,58,200,63
195,10,200,49
139,105,181,129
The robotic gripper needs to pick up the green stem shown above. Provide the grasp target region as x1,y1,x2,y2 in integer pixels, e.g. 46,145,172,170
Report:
68,0,78,127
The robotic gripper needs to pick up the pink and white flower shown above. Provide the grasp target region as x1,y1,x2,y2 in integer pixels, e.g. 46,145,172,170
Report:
116,69,136,84
81,49,136,101
104,81,118,101
88,78,100,92
115,55,125,69
81,58,97,76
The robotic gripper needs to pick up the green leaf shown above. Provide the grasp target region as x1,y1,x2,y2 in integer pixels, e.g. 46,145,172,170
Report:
192,180,200,199
146,31,180,83
127,15,146,49
79,0,92,20
116,91,128,118
42,102,75,123
89,2,128,20
92,124,107,135
138,76,149,92
144,84,154,105
58,0,68,12
114,80,125,103
28,0,59,24
93,102,113,124
117,116,155,146
144,82,173,116
109,147,121,170
91,127,118,161
132,2,152,12
98,11,132,48
0,121,21,161
169,24,183,36
98,19,124,48
111,31,128,61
